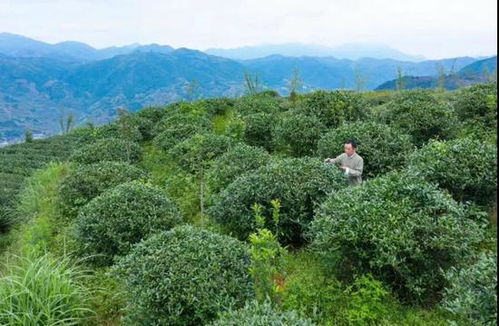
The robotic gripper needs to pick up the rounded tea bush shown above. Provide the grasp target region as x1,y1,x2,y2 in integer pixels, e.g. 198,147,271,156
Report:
377,89,457,146
242,112,275,151
316,121,415,178
209,300,315,326
453,82,497,130
272,112,326,157
74,181,181,265
69,137,142,164
209,157,347,245
114,225,254,326
299,90,368,128
206,143,271,195
407,138,497,205
59,161,147,219
309,172,483,303
442,251,497,325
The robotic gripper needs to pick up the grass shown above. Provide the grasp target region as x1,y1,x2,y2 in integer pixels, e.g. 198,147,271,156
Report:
0,252,92,326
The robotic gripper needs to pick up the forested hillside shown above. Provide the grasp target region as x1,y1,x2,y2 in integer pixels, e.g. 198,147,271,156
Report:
0,83,496,325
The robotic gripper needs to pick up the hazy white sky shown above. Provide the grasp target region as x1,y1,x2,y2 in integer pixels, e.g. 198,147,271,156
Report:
0,0,496,59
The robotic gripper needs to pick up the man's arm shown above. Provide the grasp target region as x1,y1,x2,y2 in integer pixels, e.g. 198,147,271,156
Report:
325,154,343,164
345,158,363,177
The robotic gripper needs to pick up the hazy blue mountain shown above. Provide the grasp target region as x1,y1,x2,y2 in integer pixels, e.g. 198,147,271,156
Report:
375,56,497,90
0,35,493,142
206,42,425,61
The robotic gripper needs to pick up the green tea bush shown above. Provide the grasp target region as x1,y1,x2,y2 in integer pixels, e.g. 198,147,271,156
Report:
272,112,326,157
114,225,254,325
377,89,457,146
210,300,316,326
309,172,483,302
69,137,142,164
408,138,497,205
0,253,91,325
59,161,147,219
206,144,270,195
243,112,275,151
210,157,347,245
441,251,497,325
234,94,283,116
317,121,415,178
299,90,368,128
74,181,181,265
168,133,234,174
453,83,497,130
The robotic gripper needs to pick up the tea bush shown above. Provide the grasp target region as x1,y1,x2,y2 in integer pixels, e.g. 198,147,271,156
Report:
114,225,254,325
242,112,275,151
210,157,347,245
59,161,147,219
70,138,142,164
74,181,181,265
309,172,483,302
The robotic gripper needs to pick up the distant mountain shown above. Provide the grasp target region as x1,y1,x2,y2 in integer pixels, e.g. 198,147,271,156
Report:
206,42,425,61
0,33,174,62
0,33,494,142
375,56,497,90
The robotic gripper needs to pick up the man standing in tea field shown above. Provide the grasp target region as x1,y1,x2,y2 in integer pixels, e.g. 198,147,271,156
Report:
324,139,364,186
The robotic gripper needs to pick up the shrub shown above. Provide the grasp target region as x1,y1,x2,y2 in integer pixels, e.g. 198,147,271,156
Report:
243,112,275,151
309,172,483,302
453,83,497,130
69,138,142,164
441,251,497,325
299,90,368,128
59,161,147,219
74,181,181,265
272,112,326,157
114,225,254,325
168,133,234,174
210,157,347,245
377,89,457,146
0,253,91,325
317,121,415,178
206,144,270,195
210,300,316,326
234,94,283,116
408,138,497,205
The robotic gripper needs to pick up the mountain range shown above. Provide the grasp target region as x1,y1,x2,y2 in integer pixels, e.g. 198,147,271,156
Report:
0,33,496,142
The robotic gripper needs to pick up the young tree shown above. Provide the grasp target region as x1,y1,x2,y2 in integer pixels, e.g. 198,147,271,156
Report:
243,71,260,95
287,68,303,102
353,64,367,92
395,66,405,91
184,79,201,101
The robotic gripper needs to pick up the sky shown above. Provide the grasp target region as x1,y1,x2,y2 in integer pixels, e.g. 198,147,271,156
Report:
0,0,496,59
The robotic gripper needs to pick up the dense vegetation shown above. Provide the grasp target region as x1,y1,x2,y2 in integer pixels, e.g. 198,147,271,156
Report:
0,82,496,325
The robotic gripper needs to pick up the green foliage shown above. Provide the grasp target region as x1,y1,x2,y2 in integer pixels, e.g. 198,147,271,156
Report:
70,137,142,164
210,157,347,245
249,201,286,304
310,172,483,303
442,251,497,325
234,94,283,116
377,89,457,146
0,253,92,325
317,121,415,178
272,112,326,157
59,161,147,220
74,181,182,265
206,143,270,195
242,112,275,151
168,133,234,174
113,225,254,325
210,300,316,326
299,90,368,128
453,83,497,130
344,274,389,325
408,138,497,205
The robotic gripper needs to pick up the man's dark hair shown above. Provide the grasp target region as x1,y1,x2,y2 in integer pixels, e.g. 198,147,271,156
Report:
344,139,358,149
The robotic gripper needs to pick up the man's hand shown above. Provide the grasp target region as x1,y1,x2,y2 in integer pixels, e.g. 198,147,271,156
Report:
324,158,332,163
339,166,346,170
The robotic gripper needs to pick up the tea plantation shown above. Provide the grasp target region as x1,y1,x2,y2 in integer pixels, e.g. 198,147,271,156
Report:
0,84,496,325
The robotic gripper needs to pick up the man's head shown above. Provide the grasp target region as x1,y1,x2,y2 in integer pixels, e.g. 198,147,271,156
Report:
344,139,357,156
